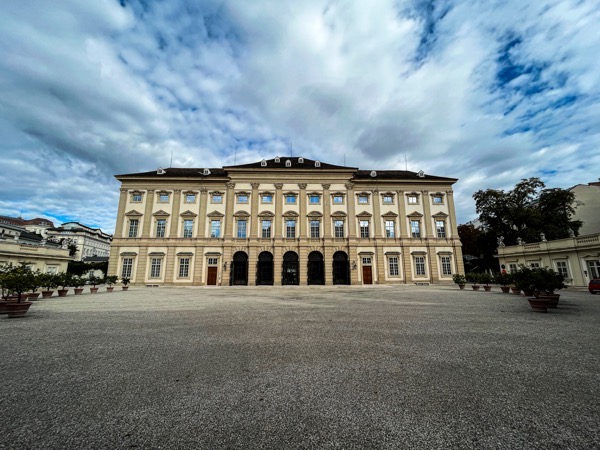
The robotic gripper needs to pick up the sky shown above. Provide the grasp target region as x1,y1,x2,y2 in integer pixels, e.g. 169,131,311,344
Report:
1,0,599,234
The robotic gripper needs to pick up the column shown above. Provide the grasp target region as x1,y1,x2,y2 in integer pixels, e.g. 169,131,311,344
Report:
348,245,359,285
248,245,257,286
136,247,148,284
322,184,331,237
141,189,155,238
372,190,382,237
274,183,283,237
192,247,204,285
169,189,182,237
273,245,283,285
445,190,460,238
197,188,208,237
164,249,176,284
376,247,386,283
346,183,357,237
324,245,333,285
224,182,236,237
107,246,120,277
250,183,260,238
397,191,409,238
299,245,308,285
421,190,433,238
298,183,307,237
114,188,128,238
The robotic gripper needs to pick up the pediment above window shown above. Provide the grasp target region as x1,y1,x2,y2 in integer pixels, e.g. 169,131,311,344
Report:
307,191,322,197
153,210,170,217
381,212,398,218
432,212,449,218
125,210,143,216
258,211,275,218
307,211,323,218
120,251,138,256
331,211,347,217
407,211,424,218
233,210,250,217
207,210,224,218
283,210,299,217
411,251,427,255
180,210,198,217
437,251,452,255
356,211,372,218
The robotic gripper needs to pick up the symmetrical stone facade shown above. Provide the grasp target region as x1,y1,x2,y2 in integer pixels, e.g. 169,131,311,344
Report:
108,157,464,286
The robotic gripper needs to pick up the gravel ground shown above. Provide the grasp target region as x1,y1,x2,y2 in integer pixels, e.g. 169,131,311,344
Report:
1,285,598,450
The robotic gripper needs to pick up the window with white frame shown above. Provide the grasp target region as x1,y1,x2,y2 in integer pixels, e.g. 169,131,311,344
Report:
178,257,190,278
414,256,426,276
262,194,273,203
285,194,297,205
440,256,452,276
185,193,196,203
309,194,320,205
128,219,139,238
121,258,133,278
237,194,248,204
334,220,344,238
385,220,395,238
150,258,162,278
158,193,170,203
210,220,221,238
333,195,344,204
310,220,320,238
529,262,540,268
261,220,272,238
286,219,296,238
211,193,223,203
237,219,247,238
411,220,421,238
358,195,368,204
383,195,393,204
360,220,370,238
362,256,372,265
207,257,218,265
407,195,418,204
47,266,58,275
388,256,399,276
509,263,518,272
432,195,443,204
156,219,166,238
436,220,446,238
555,261,569,279
132,193,142,202
183,219,194,238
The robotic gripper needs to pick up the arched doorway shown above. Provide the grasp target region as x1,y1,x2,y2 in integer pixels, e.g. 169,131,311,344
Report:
307,251,324,285
282,251,299,285
332,251,350,285
256,251,274,285
230,251,248,285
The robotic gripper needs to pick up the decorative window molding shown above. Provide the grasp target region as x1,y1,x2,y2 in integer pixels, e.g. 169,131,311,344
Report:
152,210,170,217
407,211,424,218
180,210,198,217
358,251,375,256
307,211,323,218
125,210,143,216
411,251,427,255
283,210,300,218
258,211,275,218
432,212,449,218
177,252,194,256
274,156,281,163
148,252,166,256
120,251,138,256
315,161,321,167
437,251,452,255
331,211,347,217
285,160,292,167
202,168,211,176
207,210,225,218
298,157,304,163
261,160,267,167
130,190,143,202
385,251,401,255
233,210,251,218
381,211,398,218
356,211,373,218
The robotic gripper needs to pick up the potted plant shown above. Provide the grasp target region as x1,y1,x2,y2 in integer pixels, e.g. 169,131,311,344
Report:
88,274,101,293
71,275,86,295
480,272,493,291
466,273,481,291
39,273,59,298
452,274,466,290
511,265,535,296
530,267,566,309
494,272,512,293
0,263,36,318
26,270,44,300
56,272,73,297
105,275,118,293
121,277,130,291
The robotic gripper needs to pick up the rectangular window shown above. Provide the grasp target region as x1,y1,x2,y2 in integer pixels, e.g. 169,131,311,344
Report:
262,194,273,203
333,195,343,204
185,194,196,203
358,195,368,204
530,262,540,268
415,256,426,276
286,219,296,238
178,258,190,278
334,220,344,238
436,220,446,238
385,220,395,238
183,219,193,238
362,256,372,265
441,256,452,276
285,195,297,205
121,258,133,278
433,195,443,204
309,195,320,205
388,256,399,276
128,219,139,238
210,220,221,238
156,219,166,238
158,193,169,203
408,195,418,204
555,261,569,278
360,220,369,238
237,194,248,204
237,219,247,238
383,195,393,204
150,258,162,278
132,193,142,202
211,194,222,203
47,266,58,275
411,220,421,238
207,257,218,265
509,263,518,273
261,220,272,238
310,220,320,238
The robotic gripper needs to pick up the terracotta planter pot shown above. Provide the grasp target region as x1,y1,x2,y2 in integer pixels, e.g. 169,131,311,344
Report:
500,286,510,294
5,301,33,318
57,289,69,297
74,288,84,295
528,297,550,313
106,287,114,293
539,294,560,308
41,290,54,299
90,287,99,294
472,285,481,291
122,286,129,291
0,301,8,314
523,289,534,297
511,287,521,295
28,292,41,300
483,285,492,291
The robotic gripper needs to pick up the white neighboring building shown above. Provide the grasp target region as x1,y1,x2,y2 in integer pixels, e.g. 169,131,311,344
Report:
46,222,112,261
570,180,600,236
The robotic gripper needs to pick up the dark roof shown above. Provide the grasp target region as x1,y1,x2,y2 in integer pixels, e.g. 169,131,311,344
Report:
18,230,43,242
354,170,457,182
116,168,227,178
225,157,356,170
0,215,54,227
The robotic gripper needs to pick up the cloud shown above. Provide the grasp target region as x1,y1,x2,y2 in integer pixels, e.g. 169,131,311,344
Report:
0,0,599,233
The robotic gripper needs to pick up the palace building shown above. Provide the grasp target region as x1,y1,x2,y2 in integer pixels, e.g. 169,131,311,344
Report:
108,157,464,286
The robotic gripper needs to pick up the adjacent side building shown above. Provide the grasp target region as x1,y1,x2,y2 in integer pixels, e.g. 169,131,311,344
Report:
46,222,113,261
108,157,464,286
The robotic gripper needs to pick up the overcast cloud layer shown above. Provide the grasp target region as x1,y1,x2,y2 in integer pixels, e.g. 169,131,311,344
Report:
1,0,599,233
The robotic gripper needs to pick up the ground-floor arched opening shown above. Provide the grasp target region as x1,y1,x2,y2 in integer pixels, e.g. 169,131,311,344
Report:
230,251,248,285
256,251,274,285
307,251,325,285
332,251,350,285
282,251,299,285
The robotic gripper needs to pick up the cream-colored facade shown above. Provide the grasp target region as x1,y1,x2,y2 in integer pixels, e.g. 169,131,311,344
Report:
570,181,600,236
497,233,600,287
108,157,464,286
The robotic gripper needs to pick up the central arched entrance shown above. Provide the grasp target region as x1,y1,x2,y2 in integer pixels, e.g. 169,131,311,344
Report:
256,251,274,285
282,251,299,285
230,251,248,285
307,251,324,285
332,251,350,285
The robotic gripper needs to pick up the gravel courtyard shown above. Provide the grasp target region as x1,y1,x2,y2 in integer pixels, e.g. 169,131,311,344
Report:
1,285,598,449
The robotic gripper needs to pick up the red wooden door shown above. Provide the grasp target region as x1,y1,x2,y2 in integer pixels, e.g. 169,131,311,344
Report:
362,266,373,284
207,267,218,285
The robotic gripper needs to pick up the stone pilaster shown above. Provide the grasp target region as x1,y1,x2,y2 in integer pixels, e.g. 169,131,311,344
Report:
373,190,382,237
323,245,333,285
114,188,128,238
429,252,439,282
298,245,308,285
298,183,307,237
421,190,433,238
250,183,260,238
141,189,155,238
402,250,412,283
224,182,236,238
397,190,409,238
274,183,283,238
193,247,204,285
247,245,258,286
446,190,459,238
376,246,386,283
322,184,331,237
164,249,176,283
348,245,359,285
136,247,148,284
273,244,283,285
345,183,356,237
197,188,208,237
169,189,182,237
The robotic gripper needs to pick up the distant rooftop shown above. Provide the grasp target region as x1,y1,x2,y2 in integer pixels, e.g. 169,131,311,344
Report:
0,215,54,228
